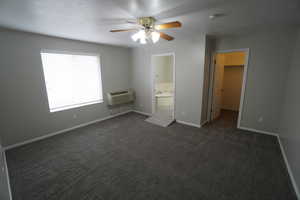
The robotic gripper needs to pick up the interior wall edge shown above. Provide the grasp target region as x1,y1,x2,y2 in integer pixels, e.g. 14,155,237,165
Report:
0,143,12,200
132,110,152,116
277,136,300,199
176,120,201,128
3,152,12,200
238,125,299,197
238,126,279,137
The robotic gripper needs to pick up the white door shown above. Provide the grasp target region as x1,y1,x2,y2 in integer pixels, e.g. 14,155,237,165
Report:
211,54,224,120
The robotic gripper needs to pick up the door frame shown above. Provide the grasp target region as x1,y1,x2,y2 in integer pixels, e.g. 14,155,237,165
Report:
151,52,176,119
207,48,250,128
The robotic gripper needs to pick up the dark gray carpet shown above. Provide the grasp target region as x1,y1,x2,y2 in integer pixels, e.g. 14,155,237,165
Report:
6,111,297,200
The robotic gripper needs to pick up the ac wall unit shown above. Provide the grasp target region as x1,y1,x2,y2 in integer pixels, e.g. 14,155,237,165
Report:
107,90,135,106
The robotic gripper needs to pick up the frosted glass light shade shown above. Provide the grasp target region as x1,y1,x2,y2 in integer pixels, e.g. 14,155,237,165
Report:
151,31,160,43
131,30,146,42
131,30,160,44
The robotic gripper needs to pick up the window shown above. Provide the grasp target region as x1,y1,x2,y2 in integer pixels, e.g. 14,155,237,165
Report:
41,51,103,112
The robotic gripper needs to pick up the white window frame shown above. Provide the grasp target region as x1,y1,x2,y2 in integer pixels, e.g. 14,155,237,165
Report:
40,49,104,112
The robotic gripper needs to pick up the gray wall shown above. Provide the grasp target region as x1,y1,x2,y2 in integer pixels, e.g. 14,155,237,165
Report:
131,36,206,125
279,28,300,196
216,28,296,133
0,28,132,147
0,138,10,200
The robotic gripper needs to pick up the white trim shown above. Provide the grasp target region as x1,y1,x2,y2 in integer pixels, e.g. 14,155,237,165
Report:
277,136,300,199
132,110,151,116
3,110,132,151
207,48,250,129
3,151,13,200
235,49,250,128
176,120,201,128
215,48,250,54
50,100,103,113
237,126,299,198
2,109,299,198
40,49,100,57
238,126,279,137
151,52,176,119
201,120,209,126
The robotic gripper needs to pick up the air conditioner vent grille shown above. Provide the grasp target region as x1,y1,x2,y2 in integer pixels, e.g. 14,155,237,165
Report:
107,90,134,106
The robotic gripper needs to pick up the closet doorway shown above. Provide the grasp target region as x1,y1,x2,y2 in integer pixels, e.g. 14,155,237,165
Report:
208,49,249,128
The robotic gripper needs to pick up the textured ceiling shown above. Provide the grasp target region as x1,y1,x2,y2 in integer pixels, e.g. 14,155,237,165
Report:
0,0,299,47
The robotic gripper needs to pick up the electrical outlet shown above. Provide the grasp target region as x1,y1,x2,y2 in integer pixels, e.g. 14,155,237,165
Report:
258,116,263,123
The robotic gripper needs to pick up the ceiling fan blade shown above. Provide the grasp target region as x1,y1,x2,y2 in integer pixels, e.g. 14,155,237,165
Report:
110,29,138,32
155,21,182,30
160,32,174,41
126,19,138,24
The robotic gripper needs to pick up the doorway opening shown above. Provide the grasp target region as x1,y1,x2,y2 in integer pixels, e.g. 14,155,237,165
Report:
207,49,249,128
146,53,175,127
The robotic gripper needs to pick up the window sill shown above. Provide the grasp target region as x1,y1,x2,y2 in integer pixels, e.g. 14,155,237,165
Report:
50,100,103,113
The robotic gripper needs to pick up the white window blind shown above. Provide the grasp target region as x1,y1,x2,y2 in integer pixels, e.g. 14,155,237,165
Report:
41,51,103,112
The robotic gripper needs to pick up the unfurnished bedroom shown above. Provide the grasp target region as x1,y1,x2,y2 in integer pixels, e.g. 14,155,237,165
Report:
0,0,300,200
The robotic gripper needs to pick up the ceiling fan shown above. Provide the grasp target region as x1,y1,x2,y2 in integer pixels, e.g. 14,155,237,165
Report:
110,17,182,44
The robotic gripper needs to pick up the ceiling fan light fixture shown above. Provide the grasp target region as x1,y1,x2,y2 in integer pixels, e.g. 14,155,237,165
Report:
131,30,144,42
131,32,139,42
140,37,147,44
111,17,181,44
131,30,147,43
151,31,160,43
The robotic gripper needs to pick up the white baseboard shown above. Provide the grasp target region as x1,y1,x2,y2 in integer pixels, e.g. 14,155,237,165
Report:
277,136,300,199
201,120,209,126
176,120,201,128
3,110,298,199
3,110,299,199
238,126,279,137
239,126,299,198
4,110,132,151
132,110,151,116
3,151,13,200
